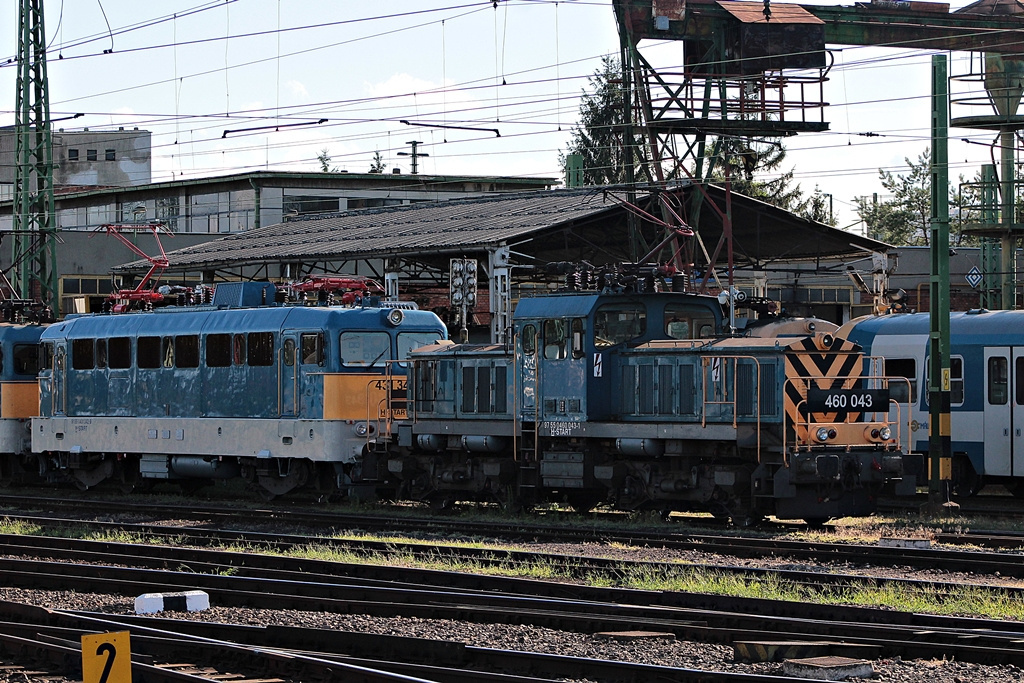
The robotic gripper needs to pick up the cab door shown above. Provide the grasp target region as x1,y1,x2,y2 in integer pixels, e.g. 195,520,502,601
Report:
984,347,1011,476
518,323,538,419
1013,349,1024,477
280,332,298,417
52,341,68,416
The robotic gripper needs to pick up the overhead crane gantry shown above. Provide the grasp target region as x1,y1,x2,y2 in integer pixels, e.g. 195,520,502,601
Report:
612,0,1024,301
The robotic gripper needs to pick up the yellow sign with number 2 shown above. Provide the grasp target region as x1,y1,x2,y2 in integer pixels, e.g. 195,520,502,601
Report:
82,631,131,683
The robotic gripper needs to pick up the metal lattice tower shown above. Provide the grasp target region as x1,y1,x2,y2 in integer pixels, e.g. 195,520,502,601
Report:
14,0,58,314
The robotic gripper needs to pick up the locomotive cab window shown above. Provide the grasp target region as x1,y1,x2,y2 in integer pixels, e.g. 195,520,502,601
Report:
543,319,566,360
341,331,390,367
206,334,231,367
14,344,38,376
40,342,54,371
571,318,585,359
109,337,131,369
176,335,200,369
95,339,107,369
594,303,646,347
283,338,296,367
522,324,537,356
665,304,717,339
138,336,161,369
398,331,443,366
162,337,174,368
301,332,324,365
247,332,275,367
71,339,94,370
232,334,246,365
884,358,917,403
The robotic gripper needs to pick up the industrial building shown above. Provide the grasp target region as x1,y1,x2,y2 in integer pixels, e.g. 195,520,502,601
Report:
0,170,556,313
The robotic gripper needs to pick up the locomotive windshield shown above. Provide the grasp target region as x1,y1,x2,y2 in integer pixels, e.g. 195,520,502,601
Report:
341,331,390,367
594,303,646,348
664,304,717,340
398,331,443,366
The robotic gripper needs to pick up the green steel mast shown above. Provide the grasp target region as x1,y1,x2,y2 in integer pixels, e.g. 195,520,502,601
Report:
14,0,58,315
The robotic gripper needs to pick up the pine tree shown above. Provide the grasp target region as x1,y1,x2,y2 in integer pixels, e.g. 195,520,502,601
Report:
561,56,646,186
368,151,385,174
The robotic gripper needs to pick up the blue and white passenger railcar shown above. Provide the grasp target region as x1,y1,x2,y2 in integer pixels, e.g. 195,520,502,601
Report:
839,310,1024,496
0,323,47,485
32,284,446,498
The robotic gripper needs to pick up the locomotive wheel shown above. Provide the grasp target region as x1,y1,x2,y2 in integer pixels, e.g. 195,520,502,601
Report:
0,455,14,488
115,459,140,495
565,493,600,514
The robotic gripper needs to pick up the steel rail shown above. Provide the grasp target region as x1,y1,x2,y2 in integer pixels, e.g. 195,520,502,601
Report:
0,604,815,683
0,546,1024,666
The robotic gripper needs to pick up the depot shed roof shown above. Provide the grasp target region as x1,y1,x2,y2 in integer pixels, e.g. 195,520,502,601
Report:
113,185,888,275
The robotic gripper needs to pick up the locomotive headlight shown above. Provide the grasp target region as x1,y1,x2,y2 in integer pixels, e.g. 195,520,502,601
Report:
354,422,369,436
815,427,830,442
878,426,892,441
386,308,404,326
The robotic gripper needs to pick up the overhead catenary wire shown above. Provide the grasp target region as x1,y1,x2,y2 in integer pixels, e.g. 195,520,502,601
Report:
5,1,1015,203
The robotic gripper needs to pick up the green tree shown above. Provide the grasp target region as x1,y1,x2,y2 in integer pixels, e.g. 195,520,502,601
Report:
856,150,932,245
317,149,338,173
856,149,978,246
368,150,386,174
706,138,809,216
561,56,646,186
803,185,837,226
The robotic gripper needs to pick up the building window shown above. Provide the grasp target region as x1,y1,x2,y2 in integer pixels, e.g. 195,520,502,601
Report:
105,149,116,161
67,149,79,162
86,149,97,161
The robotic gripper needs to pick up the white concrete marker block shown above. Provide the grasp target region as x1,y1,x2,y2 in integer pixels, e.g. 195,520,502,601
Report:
135,590,210,614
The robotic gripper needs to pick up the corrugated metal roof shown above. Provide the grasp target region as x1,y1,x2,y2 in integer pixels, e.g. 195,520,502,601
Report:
718,0,824,23
115,189,621,272
114,186,890,274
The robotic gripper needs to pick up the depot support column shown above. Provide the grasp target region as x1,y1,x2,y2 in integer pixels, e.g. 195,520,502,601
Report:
928,54,952,509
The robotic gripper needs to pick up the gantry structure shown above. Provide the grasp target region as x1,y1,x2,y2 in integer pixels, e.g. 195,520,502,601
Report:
613,0,1024,305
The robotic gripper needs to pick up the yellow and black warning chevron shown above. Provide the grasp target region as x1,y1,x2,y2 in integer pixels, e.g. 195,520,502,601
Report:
784,336,863,440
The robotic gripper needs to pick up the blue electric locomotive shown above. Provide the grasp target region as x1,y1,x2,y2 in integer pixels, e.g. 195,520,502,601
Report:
840,310,1024,497
30,282,446,498
389,288,914,523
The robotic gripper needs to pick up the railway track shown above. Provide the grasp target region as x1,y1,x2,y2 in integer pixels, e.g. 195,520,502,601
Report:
0,528,1023,668
3,493,1024,575
0,601,831,683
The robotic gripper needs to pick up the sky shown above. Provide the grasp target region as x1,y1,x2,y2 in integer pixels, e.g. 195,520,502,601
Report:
0,0,1008,229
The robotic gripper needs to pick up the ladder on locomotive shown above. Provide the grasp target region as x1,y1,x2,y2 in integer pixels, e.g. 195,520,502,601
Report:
513,331,540,503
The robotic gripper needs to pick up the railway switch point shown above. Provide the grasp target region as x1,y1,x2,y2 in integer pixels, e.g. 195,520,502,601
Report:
782,656,874,680
135,590,210,614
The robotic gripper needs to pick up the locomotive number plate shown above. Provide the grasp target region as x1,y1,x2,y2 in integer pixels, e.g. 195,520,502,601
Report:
807,388,889,411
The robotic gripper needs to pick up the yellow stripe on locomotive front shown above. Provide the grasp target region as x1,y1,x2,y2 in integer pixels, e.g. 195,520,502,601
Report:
323,373,408,421
1,382,39,419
